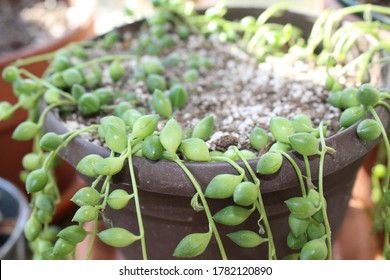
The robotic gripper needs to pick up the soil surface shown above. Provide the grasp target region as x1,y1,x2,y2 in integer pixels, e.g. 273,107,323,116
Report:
0,0,70,57
62,24,349,152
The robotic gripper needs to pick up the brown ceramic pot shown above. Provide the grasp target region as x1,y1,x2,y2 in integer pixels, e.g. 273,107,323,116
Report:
42,7,390,259
0,0,96,191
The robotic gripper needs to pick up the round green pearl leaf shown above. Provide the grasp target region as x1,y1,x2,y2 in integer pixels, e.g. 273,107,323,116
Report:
233,181,258,206
249,127,268,151
26,169,48,193
256,152,283,175
270,116,295,143
98,228,138,248
173,231,212,258
357,119,381,141
227,230,267,248
300,237,328,260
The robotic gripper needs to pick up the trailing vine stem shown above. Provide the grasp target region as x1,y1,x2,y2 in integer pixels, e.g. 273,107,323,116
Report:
173,157,227,260
318,122,333,260
233,147,277,260
368,106,390,257
85,174,111,260
303,156,312,187
127,138,148,260
18,68,76,102
276,151,307,197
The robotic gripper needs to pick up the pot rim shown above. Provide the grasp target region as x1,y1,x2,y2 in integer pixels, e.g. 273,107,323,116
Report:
42,7,390,197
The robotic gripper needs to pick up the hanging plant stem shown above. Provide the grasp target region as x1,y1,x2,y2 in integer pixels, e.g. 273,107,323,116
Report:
174,157,227,260
318,122,333,260
234,147,277,260
127,138,148,260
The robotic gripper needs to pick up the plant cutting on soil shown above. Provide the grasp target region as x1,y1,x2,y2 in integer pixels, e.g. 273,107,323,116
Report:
0,0,390,260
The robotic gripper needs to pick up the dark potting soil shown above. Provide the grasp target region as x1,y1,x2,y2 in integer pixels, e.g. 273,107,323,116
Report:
0,0,70,57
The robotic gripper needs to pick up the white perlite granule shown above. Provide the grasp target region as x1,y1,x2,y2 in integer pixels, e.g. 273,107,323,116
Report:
63,31,344,152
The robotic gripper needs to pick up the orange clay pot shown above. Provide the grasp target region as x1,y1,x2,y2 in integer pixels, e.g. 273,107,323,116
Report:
0,0,96,194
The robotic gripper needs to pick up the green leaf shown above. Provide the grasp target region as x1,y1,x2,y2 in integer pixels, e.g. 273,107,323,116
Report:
179,138,211,162
300,237,328,260
105,124,128,153
213,205,253,226
100,116,127,136
357,119,381,141
43,89,61,104
227,230,267,248
76,154,104,177
26,169,48,193
53,238,75,256
357,83,380,107
93,157,125,176
71,84,86,101
62,68,83,86
285,197,319,219
256,152,283,175
2,65,20,83
142,135,164,160
192,115,215,140
205,174,243,199
121,109,142,129
233,181,258,206
107,189,132,210
287,232,307,250
78,93,100,116
151,89,172,118
24,216,42,242
109,60,125,82
0,101,13,121
249,127,269,151
146,74,166,92
340,87,360,109
141,57,164,74
35,194,54,213
71,187,102,207
131,114,158,140
160,118,183,156
306,221,325,240
291,114,314,133
269,142,291,153
168,84,188,109
72,205,99,223
288,214,310,236
339,106,365,128
173,231,212,258
270,116,295,143
98,228,138,247
94,88,113,105
57,225,88,244
39,132,63,151
22,153,41,171
289,132,320,156
12,121,40,141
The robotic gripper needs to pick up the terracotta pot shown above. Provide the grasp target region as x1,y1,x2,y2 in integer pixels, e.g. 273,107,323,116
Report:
0,0,97,191
39,7,390,260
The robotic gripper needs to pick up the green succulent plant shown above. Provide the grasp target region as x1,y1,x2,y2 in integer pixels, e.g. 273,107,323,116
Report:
1,0,390,261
